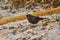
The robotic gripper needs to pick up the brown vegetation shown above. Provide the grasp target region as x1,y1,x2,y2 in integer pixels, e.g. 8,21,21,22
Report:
0,7,60,25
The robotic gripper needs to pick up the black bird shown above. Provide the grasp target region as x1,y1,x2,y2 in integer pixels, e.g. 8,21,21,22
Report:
26,14,48,24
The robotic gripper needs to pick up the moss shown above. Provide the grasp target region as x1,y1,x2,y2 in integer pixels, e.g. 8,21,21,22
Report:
9,27,15,29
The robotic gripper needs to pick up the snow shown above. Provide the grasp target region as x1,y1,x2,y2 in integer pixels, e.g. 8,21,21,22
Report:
0,0,60,40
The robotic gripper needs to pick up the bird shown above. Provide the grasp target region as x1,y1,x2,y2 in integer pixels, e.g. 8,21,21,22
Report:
26,14,48,26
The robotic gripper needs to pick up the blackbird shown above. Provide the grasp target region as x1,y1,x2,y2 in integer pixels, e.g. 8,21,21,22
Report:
26,14,48,24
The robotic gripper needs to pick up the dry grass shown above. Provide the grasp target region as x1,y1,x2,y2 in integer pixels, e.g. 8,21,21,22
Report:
0,7,60,25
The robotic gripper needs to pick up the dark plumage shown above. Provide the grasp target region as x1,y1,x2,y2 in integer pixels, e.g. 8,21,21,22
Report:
26,14,48,24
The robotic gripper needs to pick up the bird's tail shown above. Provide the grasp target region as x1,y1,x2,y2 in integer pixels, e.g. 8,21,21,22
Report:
39,17,49,20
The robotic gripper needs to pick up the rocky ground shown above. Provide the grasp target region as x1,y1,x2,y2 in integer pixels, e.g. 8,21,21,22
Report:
0,14,60,40
0,0,60,40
